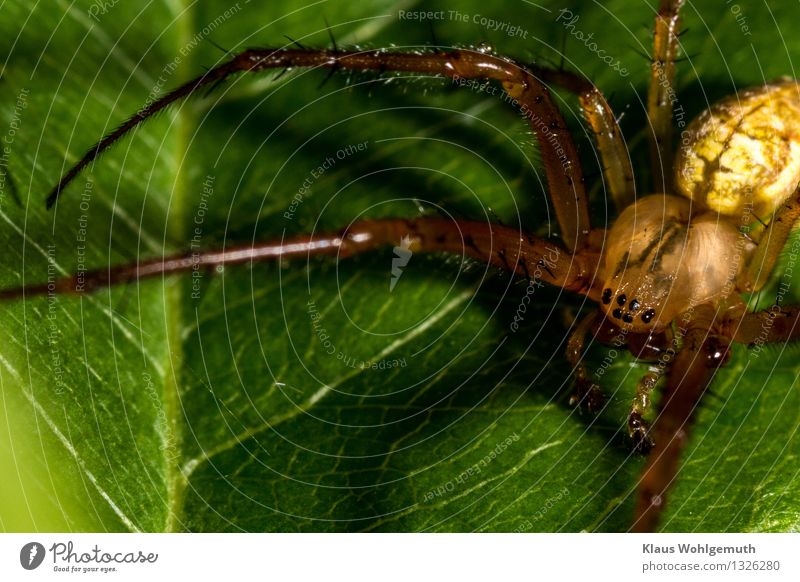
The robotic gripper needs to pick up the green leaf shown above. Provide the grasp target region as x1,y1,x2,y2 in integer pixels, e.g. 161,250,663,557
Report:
0,0,798,532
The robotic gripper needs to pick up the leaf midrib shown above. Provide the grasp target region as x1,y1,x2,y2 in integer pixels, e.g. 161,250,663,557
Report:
163,0,193,533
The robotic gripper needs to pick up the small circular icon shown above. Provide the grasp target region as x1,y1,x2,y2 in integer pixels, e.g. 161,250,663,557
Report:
20,542,46,570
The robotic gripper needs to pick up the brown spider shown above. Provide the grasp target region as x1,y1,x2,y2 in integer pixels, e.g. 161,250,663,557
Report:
3,0,800,532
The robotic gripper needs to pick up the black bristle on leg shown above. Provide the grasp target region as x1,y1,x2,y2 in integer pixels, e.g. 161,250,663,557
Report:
428,21,440,53
207,38,232,56
202,76,229,99
318,65,340,89
324,18,339,52
284,35,306,49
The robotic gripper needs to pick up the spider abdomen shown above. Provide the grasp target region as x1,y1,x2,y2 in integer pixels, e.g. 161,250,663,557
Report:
675,79,800,218
600,195,746,331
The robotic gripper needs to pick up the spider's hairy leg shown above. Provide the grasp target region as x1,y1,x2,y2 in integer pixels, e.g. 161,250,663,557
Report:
46,48,591,251
627,372,660,454
730,304,800,345
738,184,800,293
648,0,686,192
529,66,636,211
623,329,677,453
627,356,670,454
566,312,604,412
0,217,599,301
632,308,728,532
632,299,800,532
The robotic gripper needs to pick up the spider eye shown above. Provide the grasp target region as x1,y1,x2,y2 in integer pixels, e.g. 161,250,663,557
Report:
602,288,612,304
641,309,656,323
612,308,622,319
629,299,641,312
616,294,627,306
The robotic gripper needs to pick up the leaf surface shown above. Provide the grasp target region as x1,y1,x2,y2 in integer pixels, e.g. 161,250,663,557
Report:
0,0,798,532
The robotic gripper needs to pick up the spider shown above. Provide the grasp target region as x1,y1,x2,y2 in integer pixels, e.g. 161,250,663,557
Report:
2,0,799,532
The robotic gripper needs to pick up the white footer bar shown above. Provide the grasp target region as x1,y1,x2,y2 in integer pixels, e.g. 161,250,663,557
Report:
1,533,797,580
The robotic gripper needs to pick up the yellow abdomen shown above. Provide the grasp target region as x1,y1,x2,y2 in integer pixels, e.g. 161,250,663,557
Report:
675,80,800,218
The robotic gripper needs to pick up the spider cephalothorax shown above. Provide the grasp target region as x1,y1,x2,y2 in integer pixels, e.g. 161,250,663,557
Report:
4,0,800,533
599,194,747,332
